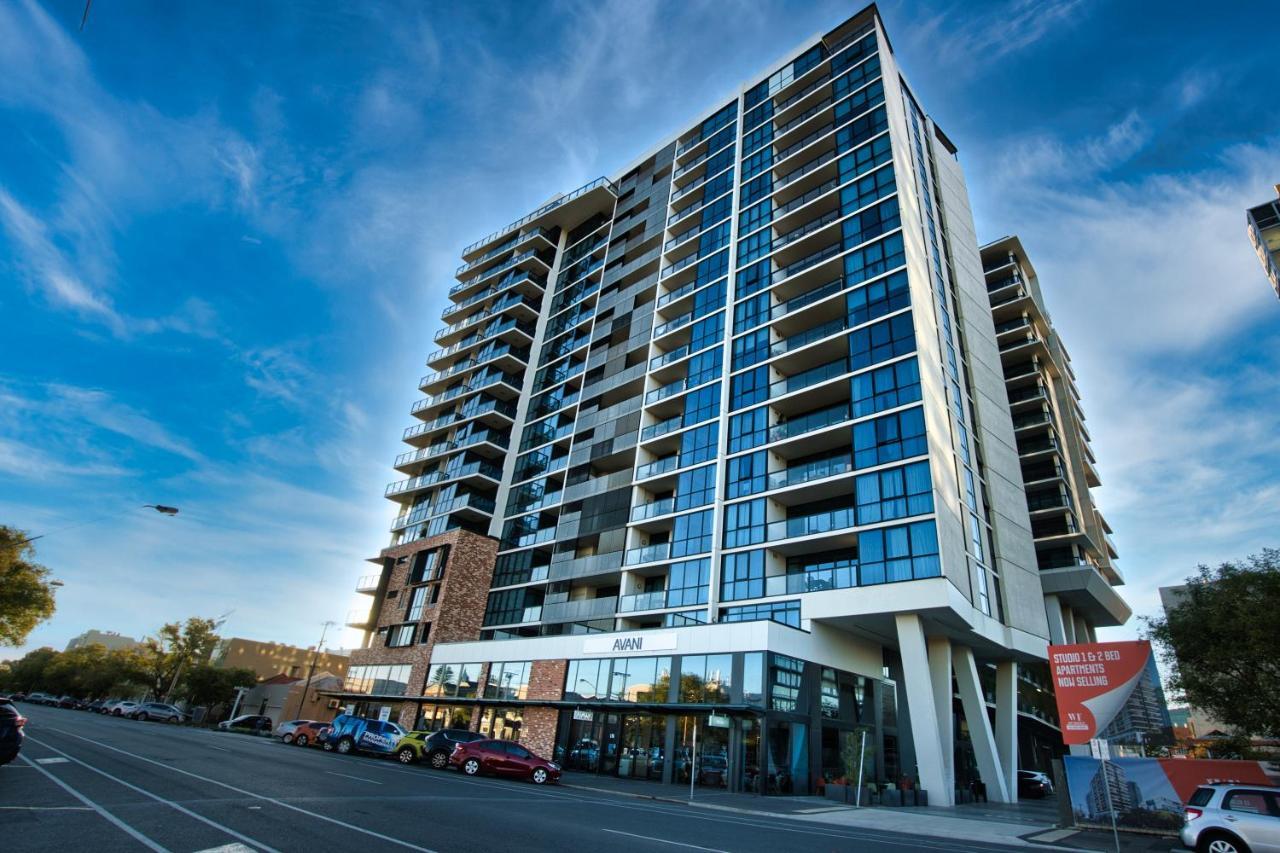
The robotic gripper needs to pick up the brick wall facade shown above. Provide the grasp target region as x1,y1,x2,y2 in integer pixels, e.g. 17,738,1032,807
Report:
347,528,497,729
521,659,568,759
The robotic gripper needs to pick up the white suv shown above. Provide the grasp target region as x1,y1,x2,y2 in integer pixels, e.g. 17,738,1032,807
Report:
1182,784,1280,853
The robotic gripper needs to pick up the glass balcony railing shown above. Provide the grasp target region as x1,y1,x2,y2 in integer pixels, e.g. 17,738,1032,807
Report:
636,455,679,480
770,317,848,357
640,415,685,442
625,543,671,565
766,455,853,491
653,310,695,338
541,595,619,623
766,507,856,541
618,590,669,613
630,498,676,522
764,565,857,596
462,176,617,258
769,402,851,443
769,357,848,398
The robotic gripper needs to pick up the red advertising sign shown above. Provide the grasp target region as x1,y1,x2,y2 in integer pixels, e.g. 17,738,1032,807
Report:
1048,640,1152,744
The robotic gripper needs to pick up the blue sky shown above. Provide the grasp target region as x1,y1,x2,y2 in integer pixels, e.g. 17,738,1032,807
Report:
1,0,1277,658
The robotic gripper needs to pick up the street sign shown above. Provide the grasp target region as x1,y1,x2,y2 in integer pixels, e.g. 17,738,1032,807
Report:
378,706,391,722
707,714,730,728
572,709,594,722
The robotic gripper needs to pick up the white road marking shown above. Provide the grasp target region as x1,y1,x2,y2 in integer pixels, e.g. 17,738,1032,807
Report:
0,805,93,811
18,753,171,853
601,828,730,852
194,845,257,853
35,757,70,764
44,727,439,853
326,770,382,785
26,736,282,853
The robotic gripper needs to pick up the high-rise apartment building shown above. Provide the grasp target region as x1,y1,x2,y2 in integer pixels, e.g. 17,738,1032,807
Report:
338,4,1124,805
1246,184,1280,299
978,236,1130,645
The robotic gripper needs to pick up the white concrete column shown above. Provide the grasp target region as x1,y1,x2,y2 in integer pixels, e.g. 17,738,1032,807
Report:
994,661,1018,802
1060,603,1077,643
894,614,951,804
952,645,1011,803
927,635,954,805
1043,594,1067,645
1073,614,1092,645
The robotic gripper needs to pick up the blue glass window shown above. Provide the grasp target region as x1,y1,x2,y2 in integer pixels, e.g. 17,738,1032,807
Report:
832,80,884,124
726,451,767,499
687,347,723,387
723,498,766,548
739,198,772,234
733,291,770,333
740,172,773,207
832,54,881,100
834,106,888,156
735,260,772,301
738,229,772,266
689,312,725,354
848,269,909,326
839,166,897,215
672,510,714,558
850,311,915,370
843,232,905,286
851,357,921,417
857,520,940,584
838,133,893,184
676,464,716,511
667,558,710,607
841,198,900,248
680,422,718,466
855,461,933,524
830,32,877,75
720,600,800,629
721,549,765,601
853,407,927,469
742,148,773,181
730,366,770,410
732,328,771,371
742,122,773,157
683,384,720,426
694,252,729,289
729,406,769,453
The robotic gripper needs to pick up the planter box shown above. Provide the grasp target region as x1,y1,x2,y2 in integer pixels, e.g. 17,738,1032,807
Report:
916,789,928,807
825,784,849,803
882,789,901,807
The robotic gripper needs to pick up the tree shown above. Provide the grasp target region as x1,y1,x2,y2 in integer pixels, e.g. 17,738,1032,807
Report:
1145,549,1280,737
0,647,59,692
139,617,222,699
0,526,58,646
181,664,256,709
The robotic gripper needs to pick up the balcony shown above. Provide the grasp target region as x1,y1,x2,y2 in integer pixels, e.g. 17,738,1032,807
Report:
624,543,671,566
630,497,676,523
636,455,679,480
548,551,624,582
454,226,555,279
354,574,380,594
390,491,497,529
461,175,617,259
766,506,856,543
766,455,853,493
541,595,619,623
386,459,503,496
618,590,669,613
763,565,857,597
346,608,372,629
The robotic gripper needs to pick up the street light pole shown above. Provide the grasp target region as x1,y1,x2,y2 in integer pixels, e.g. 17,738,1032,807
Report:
292,621,336,721
15,504,180,546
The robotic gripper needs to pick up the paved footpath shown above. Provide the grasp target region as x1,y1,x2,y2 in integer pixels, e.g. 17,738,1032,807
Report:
2,705,1042,853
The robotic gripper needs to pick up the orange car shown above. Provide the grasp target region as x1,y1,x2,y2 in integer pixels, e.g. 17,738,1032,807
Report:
290,720,330,747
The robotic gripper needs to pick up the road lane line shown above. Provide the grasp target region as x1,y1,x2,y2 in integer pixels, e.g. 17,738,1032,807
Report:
326,770,382,785
42,727,439,853
601,828,730,852
26,736,282,853
17,753,171,853
0,805,94,811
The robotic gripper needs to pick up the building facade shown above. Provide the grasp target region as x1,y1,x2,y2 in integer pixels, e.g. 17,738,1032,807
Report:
336,4,1130,805
65,629,141,652
211,637,349,682
1246,184,1280,299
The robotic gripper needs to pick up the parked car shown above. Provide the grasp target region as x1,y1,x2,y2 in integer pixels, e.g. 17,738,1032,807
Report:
21,692,49,705
218,714,273,733
1182,783,1280,853
86,700,108,713
449,739,560,785
1017,770,1054,798
274,719,317,744
319,714,405,756
9,693,26,703
57,696,78,709
107,701,140,717
289,721,329,747
0,696,25,766
131,702,188,723
395,728,486,768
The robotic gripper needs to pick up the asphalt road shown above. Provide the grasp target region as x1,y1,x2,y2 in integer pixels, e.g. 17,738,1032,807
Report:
1,705,1025,853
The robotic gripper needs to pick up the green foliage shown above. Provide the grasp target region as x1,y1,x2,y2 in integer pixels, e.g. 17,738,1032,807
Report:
181,664,257,708
1145,549,1280,738
139,617,223,698
0,526,58,646
0,644,148,698
0,647,59,692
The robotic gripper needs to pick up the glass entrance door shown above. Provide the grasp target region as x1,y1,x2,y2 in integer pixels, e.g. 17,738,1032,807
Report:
618,715,664,780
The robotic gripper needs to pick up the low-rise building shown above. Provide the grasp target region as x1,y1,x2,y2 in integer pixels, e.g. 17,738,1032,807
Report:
211,637,348,682
65,629,141,652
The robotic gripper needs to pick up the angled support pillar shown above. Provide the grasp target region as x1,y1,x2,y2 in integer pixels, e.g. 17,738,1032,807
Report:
1061,603,1077,643
952,645,1012,803
894,614,951,805
927,635,954,806
1043,594,1067,645
1073,614,1093,645
994,661,1018,802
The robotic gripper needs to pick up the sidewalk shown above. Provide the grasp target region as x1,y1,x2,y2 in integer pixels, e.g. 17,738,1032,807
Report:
558,773,1180,851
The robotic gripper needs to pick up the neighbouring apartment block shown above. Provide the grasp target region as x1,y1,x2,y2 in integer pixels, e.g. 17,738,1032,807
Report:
65,629,142,652
1246,184,1280,299
337,3,1130,804
211,637,349,682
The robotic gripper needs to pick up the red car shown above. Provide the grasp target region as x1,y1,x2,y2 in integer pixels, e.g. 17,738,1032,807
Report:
449,738,560,785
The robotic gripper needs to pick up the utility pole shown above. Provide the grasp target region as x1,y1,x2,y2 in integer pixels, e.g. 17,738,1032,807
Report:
291,621,336,721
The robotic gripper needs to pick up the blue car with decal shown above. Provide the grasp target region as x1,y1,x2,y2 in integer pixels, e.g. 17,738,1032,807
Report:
319,714,406,756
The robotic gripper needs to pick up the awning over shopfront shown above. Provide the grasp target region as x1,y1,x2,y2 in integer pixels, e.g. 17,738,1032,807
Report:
319,691,764,718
